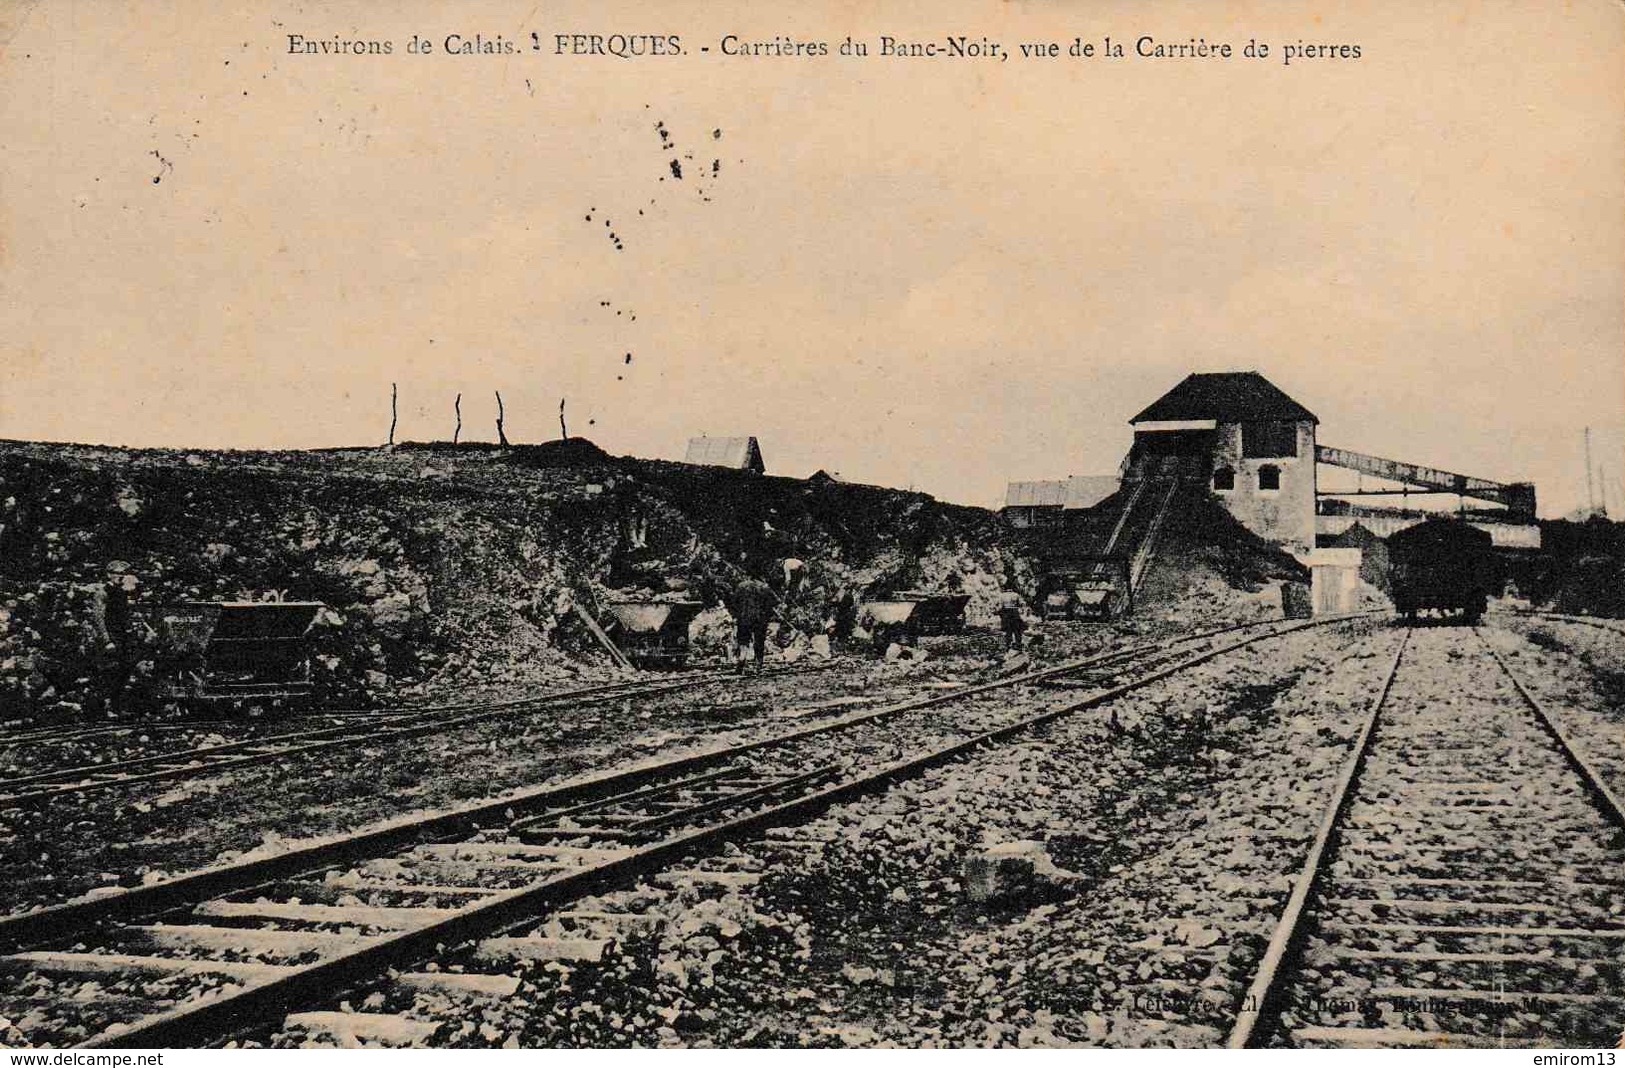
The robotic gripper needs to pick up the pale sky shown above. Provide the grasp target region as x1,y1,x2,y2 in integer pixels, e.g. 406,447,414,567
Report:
2,0,1622,516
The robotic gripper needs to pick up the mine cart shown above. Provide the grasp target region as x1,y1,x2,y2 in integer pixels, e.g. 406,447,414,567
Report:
600,600,705,668
1037,558,1130,622
158,600,324,705
1037,573,1087,621
860,591,971,646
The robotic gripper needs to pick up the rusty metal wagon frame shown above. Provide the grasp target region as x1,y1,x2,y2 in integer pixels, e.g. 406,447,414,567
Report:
157,600,325,704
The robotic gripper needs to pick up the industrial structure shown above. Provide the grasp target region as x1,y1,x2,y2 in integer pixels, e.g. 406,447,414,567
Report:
1001,476,1119,529
1313,445,1539,548
683,436,765,474
1129,372,1320,554
1005,371,1541,618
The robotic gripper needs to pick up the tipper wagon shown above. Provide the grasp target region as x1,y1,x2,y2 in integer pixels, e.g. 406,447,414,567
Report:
158,600,324,706
599,600,706,668
859,591,971,647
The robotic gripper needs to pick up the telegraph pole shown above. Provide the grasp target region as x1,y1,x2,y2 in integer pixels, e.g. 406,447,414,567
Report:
1585,426,1595,517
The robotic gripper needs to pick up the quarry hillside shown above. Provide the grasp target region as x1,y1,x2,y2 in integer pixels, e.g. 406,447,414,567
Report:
0,438,1365,726
0,440,1027,722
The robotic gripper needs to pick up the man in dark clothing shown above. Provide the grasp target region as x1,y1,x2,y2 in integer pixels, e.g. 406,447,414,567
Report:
729,576,775,673
829,588,858,652
997,590,1027,652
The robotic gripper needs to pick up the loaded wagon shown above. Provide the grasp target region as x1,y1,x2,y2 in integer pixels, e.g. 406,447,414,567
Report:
157,600,324,706
1035,558,1131,622
599,601,705,668
859,591,971,647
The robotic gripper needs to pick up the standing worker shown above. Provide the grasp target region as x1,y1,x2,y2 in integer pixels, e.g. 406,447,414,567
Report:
781,557,806,600
828,587,858,653
547,586,577,648
997,590,1027,653
729,573,775,674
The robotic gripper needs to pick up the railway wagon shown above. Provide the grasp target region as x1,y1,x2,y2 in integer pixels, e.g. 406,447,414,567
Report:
599,600,705,668
157,600,324,705
859,592,971,647
1387,517,1493,624
1035,558,1130,622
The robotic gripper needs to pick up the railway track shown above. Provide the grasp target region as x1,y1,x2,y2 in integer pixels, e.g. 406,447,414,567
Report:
1513,610,1625,639
0,616,1324,809
0,694,595,756
1230,624,1625,1049
0,670,814,808
0,613,1366,1047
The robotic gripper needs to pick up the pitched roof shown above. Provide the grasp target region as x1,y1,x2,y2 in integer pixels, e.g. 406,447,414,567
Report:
1130,372,1318,425
1330,521,1384,549
684,436,764,471
1063,476,1120,511
1004,480,1069,508
1004,476,1120,510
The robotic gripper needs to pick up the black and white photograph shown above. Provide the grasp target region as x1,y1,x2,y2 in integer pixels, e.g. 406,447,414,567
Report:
0,0,1622,1053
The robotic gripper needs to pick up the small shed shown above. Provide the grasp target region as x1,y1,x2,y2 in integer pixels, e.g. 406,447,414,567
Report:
1002,480,1068,528
685,436,765,474
1063,476,1121,511
1003,476,1120,527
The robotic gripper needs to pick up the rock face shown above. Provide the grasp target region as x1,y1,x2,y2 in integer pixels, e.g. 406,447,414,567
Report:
0,442,1028,721
0,440,1321,723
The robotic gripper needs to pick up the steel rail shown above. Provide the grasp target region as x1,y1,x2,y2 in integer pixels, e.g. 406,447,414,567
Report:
0,707,469,751
1225,627,1411,1049
0,616,1330,952
0,613,1299,761
0,674,697,759
0,676,685,749
0,657,845,751
0,672,758,806
1228,625,1625,1049
1475,629,1625,831
2,615,1277,806
1513,610,1625,639
1,721,242,750
76,613,1360,1048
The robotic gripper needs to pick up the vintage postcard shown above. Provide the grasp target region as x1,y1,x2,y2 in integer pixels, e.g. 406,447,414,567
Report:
0,0,1622,1054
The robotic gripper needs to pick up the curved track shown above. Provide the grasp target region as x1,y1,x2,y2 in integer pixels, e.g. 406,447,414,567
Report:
0,617,1325,808
1516,611,1625,639
0,671,798,808
0,614,1364,1047
1229,624,1625,1049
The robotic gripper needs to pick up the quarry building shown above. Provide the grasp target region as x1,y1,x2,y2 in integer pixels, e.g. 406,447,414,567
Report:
1004,370,1540,617
1002,476,1119,528
683,436,765,474
1008,370,1539,553
1128,371,1320,554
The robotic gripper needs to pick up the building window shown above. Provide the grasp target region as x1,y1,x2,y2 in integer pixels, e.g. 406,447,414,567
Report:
1212,466,1235,492
1242,421,1298,458
1257,464,1281,491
